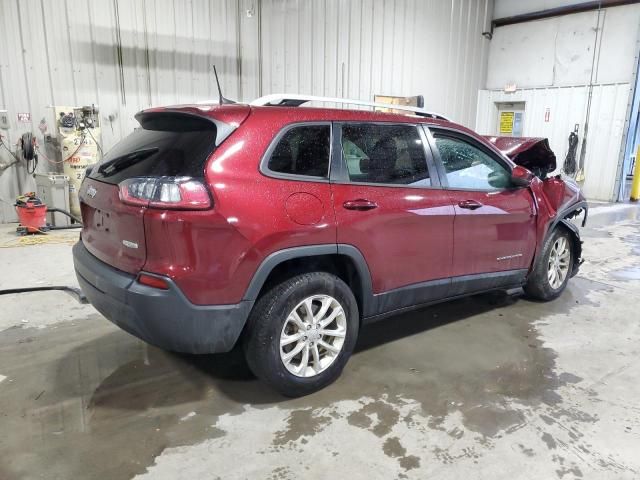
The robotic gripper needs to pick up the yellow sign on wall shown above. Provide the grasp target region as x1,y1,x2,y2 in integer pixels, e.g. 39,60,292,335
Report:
499,111,514,134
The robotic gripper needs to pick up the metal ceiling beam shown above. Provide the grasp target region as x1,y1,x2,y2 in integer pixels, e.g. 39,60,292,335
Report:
492,0,640,28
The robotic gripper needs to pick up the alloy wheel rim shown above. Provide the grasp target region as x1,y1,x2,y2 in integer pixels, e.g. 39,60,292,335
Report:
279,294,347,378
548,236,570,290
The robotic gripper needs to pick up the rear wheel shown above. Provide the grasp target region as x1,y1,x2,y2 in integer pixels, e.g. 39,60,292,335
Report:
525,227,573,301
243,272,359,397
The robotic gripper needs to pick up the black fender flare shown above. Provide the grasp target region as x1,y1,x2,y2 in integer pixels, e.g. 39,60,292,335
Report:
543,201,588,277
557,218,583,277
550,200,589,231
243,244,375,316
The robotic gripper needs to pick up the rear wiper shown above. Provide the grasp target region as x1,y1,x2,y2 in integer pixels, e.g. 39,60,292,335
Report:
98,148,159,176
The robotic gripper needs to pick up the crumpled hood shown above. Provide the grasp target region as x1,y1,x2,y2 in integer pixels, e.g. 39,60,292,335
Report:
484,136,556,177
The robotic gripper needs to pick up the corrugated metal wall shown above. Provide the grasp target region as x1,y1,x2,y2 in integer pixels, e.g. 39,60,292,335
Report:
260,0,492,126
0,0,492,223
476,83,631,201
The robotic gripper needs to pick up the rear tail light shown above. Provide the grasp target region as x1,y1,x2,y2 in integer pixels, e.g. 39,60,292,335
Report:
119,177,211,210
138,273,170,290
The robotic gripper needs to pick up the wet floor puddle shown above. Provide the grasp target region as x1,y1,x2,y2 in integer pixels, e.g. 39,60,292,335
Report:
0,278,607,479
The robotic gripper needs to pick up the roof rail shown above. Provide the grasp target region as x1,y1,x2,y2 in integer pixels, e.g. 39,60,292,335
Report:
249,94,451,121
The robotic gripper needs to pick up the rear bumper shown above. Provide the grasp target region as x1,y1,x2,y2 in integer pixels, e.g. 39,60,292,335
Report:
73,241,252,353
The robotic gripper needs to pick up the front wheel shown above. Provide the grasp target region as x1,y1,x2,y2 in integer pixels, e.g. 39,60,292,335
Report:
243,272,359,397
525,228,573,301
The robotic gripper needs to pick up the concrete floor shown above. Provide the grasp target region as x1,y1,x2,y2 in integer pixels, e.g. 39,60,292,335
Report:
0,203,639,480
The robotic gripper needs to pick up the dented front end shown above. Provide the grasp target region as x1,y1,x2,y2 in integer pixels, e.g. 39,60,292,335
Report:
485,135,587,222
534,175,587,278
540,175,587,225
485,136,557,179
487,135,588,276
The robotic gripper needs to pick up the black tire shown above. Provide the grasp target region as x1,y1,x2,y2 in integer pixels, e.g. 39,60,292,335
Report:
243,272,359,397
524,227,574,301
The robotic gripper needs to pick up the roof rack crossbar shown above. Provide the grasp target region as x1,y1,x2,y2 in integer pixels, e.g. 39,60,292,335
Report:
249,94,451,121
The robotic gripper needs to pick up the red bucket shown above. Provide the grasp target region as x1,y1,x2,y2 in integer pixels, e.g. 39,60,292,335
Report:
16,202,48,233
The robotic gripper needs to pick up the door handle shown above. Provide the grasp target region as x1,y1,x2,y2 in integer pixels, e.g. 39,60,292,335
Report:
343,199,378,211
458,200,483,210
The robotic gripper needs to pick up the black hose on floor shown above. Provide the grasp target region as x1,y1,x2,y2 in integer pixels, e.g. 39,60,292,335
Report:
46,207,82,225
0,286,88,304
48,224,82,230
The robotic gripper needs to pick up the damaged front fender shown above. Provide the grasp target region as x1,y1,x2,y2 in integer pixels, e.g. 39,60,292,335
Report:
485,134,588,277
530,177,588,278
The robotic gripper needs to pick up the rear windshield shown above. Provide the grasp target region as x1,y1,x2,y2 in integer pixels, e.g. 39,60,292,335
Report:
88,113,216,185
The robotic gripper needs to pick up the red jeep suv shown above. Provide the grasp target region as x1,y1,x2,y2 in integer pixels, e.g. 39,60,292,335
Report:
73,95,587,396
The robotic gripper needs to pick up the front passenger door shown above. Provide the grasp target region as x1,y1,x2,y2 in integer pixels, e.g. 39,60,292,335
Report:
331,123,455,312
429,129,536,279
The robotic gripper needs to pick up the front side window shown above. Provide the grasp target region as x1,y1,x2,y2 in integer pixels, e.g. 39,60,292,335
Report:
266,124,330,178
434,134,511,190
341,124,431,186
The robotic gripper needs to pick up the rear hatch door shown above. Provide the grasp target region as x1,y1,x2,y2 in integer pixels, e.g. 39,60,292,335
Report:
80,178,148,274
79,106,249,274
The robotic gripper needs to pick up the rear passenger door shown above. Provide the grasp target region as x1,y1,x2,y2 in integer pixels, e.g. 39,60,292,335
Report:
255,122,337,251
427,128,536,280
330,123,455,310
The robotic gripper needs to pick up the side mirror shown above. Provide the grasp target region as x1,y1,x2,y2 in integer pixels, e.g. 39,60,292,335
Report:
511,165,534,187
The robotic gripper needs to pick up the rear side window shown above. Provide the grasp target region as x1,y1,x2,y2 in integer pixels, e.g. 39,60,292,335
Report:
341,124,431,186
88,113,216,185
266,124,331,178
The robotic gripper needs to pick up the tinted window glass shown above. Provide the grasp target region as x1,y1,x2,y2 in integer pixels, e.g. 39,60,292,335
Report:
341,124,430,186
267,125,330,177
88,113,216,185
435,135,511,190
